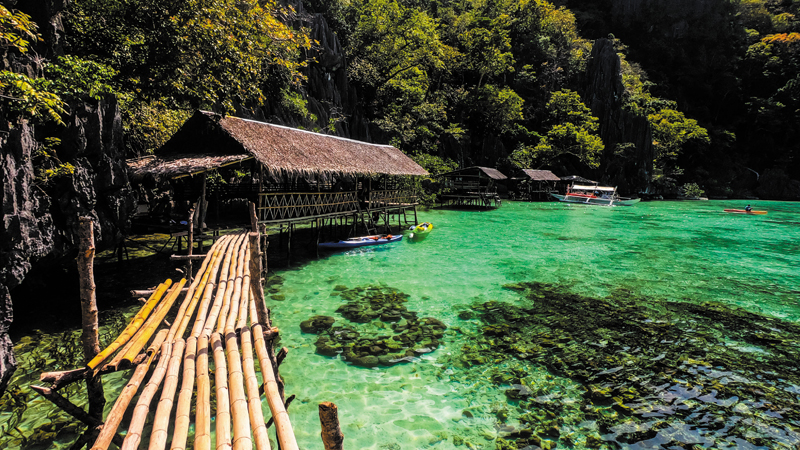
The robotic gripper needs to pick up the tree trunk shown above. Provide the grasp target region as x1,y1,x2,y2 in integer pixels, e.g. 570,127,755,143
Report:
77,217,104,419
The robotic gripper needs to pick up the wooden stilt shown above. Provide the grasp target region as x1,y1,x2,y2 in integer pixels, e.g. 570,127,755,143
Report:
319,402,344,450
187,206,195,283
77,217,104,419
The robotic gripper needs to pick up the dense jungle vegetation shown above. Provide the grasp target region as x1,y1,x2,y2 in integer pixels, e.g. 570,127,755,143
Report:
1,0,798,197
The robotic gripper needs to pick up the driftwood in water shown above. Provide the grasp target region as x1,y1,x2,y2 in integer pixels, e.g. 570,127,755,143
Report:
319,401,345,450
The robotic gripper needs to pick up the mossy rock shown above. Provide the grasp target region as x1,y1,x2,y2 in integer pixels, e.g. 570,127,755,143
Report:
300,315,335,334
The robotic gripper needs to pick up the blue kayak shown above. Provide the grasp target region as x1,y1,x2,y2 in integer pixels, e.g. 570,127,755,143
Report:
318,234,403,249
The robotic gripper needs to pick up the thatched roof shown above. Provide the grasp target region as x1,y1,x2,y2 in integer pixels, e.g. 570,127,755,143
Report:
561,175,596,184
438,166,508,180
127,153,252,181
517,169,560,181
131,111,428,180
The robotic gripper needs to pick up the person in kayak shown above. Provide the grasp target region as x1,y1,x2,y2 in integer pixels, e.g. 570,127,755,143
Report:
745,205,752,212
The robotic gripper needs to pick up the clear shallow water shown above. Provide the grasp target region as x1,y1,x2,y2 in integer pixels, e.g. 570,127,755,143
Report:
270,200,800,449
2,200,799,449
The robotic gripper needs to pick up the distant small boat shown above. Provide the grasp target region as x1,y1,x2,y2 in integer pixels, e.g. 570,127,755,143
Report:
407,222,433,240
551,184,640,206
724,209,767,215
318,234,402,249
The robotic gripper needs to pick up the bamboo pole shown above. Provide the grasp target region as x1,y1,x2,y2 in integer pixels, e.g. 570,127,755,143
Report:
319,402,344,450
170,336,196,450
122,339,174,450
248,233,269,327
240,325,270,450
111,278,186,368
90,329,169,450
196,233,244,450
235,248,252,332
212,332,232,450
252,312,298,450
194,333,212,450
224,247,250,450
187,206,195,283
207,234,245,337
187,234,237,341
169,236,229,342
87,281,171,370
149,338,185,450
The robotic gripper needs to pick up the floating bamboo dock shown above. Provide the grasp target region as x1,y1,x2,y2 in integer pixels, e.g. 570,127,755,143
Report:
33,213,344,450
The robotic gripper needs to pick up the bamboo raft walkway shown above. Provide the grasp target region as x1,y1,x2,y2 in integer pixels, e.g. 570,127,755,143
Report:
32,214,344,450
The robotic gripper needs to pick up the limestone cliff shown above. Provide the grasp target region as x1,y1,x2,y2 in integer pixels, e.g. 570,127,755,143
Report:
0,96,134,394
582,38,653,194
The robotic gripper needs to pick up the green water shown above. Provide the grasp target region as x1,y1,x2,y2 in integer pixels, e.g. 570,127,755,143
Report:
2,200,800,449
271,200,800,449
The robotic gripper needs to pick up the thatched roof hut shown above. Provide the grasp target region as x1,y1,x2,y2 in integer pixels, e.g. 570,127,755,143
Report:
438,166,508,181
515,169,560,182
127,111,428,181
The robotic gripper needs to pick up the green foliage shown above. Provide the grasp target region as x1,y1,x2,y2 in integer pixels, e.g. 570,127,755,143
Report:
44,56,126,104
66,0,312,112
681,182,705,198
0,6,38,53
33,138,75,185
510,89,602,168
0,71,66,125
123,101,192,155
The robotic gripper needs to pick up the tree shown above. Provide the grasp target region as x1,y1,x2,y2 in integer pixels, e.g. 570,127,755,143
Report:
509,89,603,168
0,6,65,125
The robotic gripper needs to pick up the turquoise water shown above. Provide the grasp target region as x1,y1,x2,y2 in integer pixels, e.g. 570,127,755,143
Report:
270,200,800,449
2,200,800,449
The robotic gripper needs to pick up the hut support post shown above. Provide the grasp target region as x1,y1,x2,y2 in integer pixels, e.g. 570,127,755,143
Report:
319,402,344,450
187,206,195,283
77,217,104,419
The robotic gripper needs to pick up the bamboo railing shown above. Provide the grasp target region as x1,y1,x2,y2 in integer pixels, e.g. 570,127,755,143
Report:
33,224,314,450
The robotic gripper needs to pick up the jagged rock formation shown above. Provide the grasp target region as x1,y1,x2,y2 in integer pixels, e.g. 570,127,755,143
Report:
582,38,653,194
0,97,134,394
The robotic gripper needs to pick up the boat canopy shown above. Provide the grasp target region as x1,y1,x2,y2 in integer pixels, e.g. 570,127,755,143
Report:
572,184,616,192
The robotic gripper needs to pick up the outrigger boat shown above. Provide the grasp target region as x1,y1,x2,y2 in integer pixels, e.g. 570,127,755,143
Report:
318,234,402,249
551,184,640,206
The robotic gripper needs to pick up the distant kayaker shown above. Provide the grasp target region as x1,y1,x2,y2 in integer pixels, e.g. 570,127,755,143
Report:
745,204,752,212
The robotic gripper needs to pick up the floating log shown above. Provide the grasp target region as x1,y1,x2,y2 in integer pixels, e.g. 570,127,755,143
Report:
90,329,168,450
319,402,345,450
88,281,172,370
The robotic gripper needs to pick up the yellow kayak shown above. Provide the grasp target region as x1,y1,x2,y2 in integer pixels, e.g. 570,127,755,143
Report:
408,222,433,240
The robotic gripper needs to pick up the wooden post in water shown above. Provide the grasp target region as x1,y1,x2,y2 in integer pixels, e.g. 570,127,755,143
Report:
187,206,195,283
77,217,104,420
319,402,344,450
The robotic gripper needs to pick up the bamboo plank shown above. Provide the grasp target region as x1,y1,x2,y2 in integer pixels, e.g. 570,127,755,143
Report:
149,338,185,450
205,234,245,338
122,339,174,450
189,234,238,340
90,329,169,450
212,332,232,450
170,336,197,450
117,278,187,366
252,315,299,450
239,325,269,450
87,280,171,370
195,333,212,450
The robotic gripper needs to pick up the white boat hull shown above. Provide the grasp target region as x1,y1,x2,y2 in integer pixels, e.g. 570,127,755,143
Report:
551,193,640,206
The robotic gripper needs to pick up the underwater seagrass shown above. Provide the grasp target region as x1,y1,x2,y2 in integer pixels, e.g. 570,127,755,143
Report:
300,284,446,367
446,282,800,449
